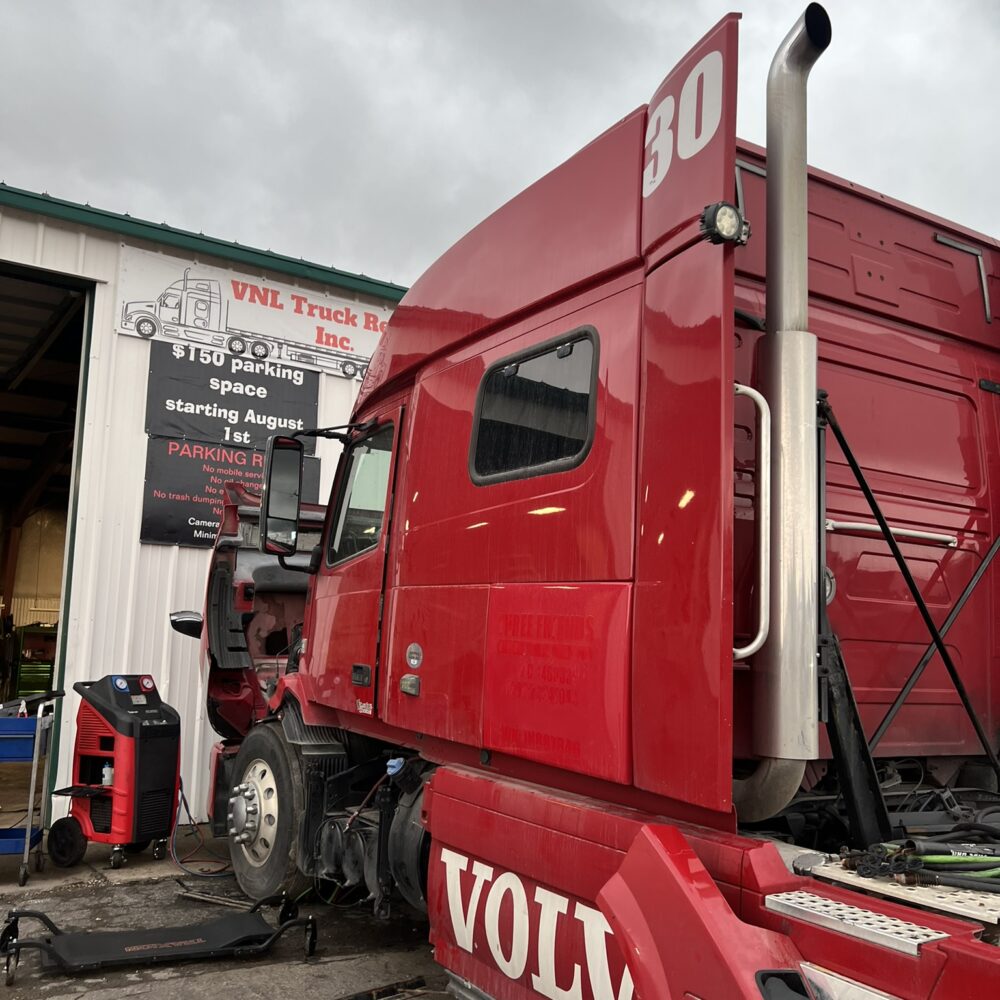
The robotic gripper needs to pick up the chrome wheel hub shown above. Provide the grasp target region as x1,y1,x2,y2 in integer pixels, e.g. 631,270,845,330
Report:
227,758,278,867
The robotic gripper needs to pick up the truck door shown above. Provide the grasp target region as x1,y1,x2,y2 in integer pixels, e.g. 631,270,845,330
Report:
159,289,181,325
304,407,402,715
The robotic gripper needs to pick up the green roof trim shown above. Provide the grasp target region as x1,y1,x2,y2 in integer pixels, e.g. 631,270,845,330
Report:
0,182,408,303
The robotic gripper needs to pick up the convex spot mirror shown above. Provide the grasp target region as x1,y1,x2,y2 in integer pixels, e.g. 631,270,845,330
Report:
170,610,203,639
261,435,303,556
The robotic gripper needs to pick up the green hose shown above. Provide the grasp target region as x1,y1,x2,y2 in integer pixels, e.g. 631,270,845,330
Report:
916,854,1000,866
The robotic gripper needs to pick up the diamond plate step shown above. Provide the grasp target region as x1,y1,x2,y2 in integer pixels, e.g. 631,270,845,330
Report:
765,890,949,955
801,853,1000,929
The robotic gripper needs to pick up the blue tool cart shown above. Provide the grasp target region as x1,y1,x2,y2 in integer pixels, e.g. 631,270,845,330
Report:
0,693,62,886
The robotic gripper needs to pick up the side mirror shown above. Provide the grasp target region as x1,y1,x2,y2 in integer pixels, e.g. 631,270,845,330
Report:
170,610,203,639
308,544,323,574
260,435,304,556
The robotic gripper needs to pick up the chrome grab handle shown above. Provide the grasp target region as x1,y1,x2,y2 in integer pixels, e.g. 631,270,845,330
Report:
825,520,957,549
734,383,771,660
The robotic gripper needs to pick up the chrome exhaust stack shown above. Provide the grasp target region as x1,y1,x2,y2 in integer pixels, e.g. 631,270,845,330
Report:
734,4,831,822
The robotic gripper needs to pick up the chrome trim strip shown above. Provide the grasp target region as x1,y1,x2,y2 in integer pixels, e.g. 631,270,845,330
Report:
825,519,957,548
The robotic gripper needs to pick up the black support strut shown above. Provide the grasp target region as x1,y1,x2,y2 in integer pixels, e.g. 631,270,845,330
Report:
373,780,398,919
817,393,892,848
818,632,892,846
820,396,1000,788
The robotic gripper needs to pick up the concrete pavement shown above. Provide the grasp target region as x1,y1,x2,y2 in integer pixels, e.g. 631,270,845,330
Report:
0,825,448,998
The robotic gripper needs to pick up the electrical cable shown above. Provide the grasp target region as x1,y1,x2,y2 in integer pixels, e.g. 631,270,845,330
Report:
3,812,28,831
169,777,231,878
908,870,1000,893
344,774,387,831
941,822,1000,842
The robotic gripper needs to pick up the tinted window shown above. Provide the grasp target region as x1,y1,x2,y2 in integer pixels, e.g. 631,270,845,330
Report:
473,335,595,481
328,425,394,564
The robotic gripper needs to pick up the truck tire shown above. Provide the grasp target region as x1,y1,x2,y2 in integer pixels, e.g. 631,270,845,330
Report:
341,361,357,379
250,341,270,360
227,335,247,355
134,315,159,339
228,722,310,900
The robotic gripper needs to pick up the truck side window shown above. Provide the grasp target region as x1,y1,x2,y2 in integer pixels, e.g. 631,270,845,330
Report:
471,329,597,483
327,424,395,565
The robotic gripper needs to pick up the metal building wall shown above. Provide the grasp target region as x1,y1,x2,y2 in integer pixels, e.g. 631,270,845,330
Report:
10,597,60,626
0,207,367,819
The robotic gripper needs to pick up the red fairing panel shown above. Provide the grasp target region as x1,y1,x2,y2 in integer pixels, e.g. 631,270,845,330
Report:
640,13,740,261
431,844,635,1000
628,13,739,814
425,767,795,1000
598,826,800,1000
632,243,736,812
426,769,639,1000
426,767,1000,999
357,113,644,412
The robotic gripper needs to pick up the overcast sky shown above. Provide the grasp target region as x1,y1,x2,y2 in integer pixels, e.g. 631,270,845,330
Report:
1,2,997,288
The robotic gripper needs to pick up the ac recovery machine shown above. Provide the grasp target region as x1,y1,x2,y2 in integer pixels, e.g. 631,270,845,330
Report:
49,676,180,869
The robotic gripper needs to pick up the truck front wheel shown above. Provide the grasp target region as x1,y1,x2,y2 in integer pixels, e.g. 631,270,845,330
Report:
228,723,309,899
134,315,159,339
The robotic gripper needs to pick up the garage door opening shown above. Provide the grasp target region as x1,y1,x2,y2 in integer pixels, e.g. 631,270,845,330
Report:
0,263,90,702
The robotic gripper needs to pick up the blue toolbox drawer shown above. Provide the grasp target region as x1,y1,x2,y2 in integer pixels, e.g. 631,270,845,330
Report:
0,828,42,856
0,718,40,762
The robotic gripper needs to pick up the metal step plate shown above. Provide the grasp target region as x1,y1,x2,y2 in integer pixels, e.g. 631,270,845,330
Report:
802,854,1000,929
765,890,949,955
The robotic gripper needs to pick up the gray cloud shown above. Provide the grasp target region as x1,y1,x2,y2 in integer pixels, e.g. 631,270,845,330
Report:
1,2,996,286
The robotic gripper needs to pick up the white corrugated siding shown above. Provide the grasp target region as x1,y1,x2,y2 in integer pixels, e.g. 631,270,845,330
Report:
0,207,369,819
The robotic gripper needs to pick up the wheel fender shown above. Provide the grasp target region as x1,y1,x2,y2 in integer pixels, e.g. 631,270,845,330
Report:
596,824,802,1000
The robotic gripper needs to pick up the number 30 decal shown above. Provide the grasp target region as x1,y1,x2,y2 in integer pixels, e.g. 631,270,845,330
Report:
642,50,724,199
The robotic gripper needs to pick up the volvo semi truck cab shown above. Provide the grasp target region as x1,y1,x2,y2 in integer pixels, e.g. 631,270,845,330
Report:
175,7,1000,997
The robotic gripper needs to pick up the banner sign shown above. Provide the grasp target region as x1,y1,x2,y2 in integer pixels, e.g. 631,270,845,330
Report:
117,246,391,379
145,340,319,453
140,436,321,547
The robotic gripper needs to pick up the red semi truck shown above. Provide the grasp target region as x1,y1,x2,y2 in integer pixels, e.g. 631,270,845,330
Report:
172,6,1000,997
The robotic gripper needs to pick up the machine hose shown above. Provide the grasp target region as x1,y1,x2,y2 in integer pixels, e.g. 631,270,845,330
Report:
169,778,232,878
